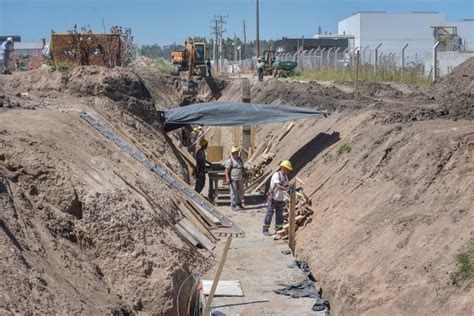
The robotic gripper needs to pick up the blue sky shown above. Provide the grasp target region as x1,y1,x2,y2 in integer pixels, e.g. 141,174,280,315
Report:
0,0,472,45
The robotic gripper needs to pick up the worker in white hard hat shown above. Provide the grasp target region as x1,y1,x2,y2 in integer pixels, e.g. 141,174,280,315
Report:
1,37,14,74
194,138,210,194
224,146,245,211
263,160,293,236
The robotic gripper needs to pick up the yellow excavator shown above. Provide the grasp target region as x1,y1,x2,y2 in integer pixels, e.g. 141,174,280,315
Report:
171,38,207,95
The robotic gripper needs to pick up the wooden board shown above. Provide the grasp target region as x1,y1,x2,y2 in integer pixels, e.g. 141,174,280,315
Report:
175,223,199,246
202,280,244,297
178,218,215,251
174,198,218,242
207,146,223,163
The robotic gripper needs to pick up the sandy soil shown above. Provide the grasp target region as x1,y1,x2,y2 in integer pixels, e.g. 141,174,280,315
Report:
0,66,208,315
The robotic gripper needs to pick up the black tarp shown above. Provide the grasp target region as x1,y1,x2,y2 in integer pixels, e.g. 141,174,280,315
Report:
160,101,327,132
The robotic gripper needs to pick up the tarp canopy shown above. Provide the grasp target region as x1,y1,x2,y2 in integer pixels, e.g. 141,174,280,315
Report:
160,101,327,132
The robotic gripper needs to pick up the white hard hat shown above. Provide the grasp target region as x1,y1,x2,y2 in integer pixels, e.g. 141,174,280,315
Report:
6,37,13,42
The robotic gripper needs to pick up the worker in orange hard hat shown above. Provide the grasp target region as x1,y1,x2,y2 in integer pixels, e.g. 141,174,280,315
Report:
224,146,245,211
263,160,293,236
194,138,210,194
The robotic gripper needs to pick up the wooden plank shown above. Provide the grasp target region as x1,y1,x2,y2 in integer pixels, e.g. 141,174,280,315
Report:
179,218,215,251
174,198,218,242
277,122,295,142
289,189,296,255
203,236,232,315
188,199,221,225
175,223,199,246
183,199,218,229
168,134,197,169
202,280,244,297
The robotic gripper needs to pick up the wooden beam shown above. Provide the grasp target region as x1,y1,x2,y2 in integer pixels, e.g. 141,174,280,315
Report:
175,222,199,247
289,188,296,255
178,218,215,251
203,236,232,315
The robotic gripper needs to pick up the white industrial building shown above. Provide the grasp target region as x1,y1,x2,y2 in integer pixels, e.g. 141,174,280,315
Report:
337,12,474,66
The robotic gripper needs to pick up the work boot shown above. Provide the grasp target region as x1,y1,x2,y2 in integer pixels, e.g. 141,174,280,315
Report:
238,203,244,209
262,227,270,236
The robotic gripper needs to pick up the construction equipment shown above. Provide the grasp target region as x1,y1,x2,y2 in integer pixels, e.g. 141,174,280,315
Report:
261,46,276,75
272,60,298,78
170,38,207,95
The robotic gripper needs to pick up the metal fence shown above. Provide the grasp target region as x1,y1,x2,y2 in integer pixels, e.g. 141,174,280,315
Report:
274,47,425,73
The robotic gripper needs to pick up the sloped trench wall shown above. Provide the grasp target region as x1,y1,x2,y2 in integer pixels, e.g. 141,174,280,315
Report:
0,65,223,315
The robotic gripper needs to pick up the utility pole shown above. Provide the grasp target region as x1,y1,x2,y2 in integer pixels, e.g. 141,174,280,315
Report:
233,33,237,61
256,0,260,58
243,19,247,60
216,15,227,74
210,18,219,70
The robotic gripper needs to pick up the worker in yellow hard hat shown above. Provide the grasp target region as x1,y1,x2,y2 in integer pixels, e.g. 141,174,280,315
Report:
224,146,245,211
263,159,293,236
194,138,210,194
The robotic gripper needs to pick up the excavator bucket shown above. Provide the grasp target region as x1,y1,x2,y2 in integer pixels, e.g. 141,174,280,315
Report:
182,80,198,96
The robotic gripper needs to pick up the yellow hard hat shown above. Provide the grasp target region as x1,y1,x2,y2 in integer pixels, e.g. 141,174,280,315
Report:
231,146,240,153
199,138,208,146
280,160,293,171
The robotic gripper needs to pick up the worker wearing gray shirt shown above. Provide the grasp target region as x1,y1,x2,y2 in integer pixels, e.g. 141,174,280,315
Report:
224,146,245,211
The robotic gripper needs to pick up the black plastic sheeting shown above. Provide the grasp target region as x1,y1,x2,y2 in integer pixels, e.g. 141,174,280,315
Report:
274,260,330,313
159,101,327,132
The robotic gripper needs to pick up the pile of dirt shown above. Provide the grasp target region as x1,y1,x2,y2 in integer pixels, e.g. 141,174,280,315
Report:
336,80,404,98
6,65,66,98
432,57,474,99
250,78,351,112
0,65,207,315
67,66,151,102
427,57,474,119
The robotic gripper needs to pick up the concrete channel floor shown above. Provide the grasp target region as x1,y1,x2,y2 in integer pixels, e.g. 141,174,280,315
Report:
202,196,328,316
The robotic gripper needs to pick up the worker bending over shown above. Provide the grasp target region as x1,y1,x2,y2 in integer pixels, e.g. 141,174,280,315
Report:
195,138,210,194
263,160,293,236
224,146,245,211
1,37,14,74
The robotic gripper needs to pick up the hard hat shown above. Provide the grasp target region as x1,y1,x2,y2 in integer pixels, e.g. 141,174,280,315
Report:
193,126,202,132
199,138,208,146
230,146,240,153
6,37,13,42
280,160,293,171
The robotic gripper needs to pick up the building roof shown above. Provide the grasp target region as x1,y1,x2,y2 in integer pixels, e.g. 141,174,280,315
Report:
13,42,43,49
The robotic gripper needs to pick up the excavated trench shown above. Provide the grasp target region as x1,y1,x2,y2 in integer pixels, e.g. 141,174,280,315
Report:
1,57,473,315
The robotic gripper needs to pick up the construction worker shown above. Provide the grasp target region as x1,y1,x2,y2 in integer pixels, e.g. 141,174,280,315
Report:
206,58,212,77
263,160,293,236
189,126,204,153
1,37,14,74
195,138,210,194
257,57,265,81
224,146,245,211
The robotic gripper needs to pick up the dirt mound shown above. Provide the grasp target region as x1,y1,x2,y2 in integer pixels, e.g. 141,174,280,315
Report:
336,80,404,98
6,65,66,97
433,57,474,97
67,66,151,102
250,78,351,112
429,57,474,119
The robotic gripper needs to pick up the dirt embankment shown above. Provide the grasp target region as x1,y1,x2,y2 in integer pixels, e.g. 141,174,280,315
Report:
0,64,207,315
248,59,473,314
